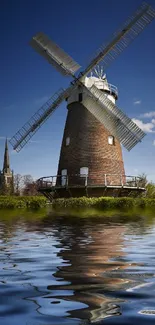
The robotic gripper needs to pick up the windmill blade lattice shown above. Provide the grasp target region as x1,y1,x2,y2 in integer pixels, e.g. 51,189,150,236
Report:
83,85,145,151
30,32,81,76
9,2,155,154
81,2,155,77
10,86,73,152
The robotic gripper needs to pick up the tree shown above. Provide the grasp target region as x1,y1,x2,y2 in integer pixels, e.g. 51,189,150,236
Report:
0,177,7,195
10,173,14,195
137,173,148,188
136,173,155,198
14,174,23,196
22,175,39,196
146,182,155,198
23,175,34,187
13,174,39,196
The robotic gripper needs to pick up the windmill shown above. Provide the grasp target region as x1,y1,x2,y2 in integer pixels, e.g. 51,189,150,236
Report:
10,2,155,197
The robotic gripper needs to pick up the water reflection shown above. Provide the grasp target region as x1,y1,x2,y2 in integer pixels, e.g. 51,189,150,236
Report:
47,221,127,322
0,212,155,324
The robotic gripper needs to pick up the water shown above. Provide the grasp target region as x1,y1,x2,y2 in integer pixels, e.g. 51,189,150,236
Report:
0,210,155,325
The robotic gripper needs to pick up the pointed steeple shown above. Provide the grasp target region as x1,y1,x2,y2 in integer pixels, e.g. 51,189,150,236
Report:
3,138,11,174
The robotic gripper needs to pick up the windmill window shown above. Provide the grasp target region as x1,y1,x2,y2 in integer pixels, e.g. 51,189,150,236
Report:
79,93,83,102
80,167,89,177
108,136,114,145
66,137,70,146
61,169,67,186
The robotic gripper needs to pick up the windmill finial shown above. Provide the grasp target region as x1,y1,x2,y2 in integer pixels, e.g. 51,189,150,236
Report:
93,65,106,79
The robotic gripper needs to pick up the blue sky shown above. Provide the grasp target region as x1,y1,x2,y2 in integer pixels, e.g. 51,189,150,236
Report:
0,0,155,181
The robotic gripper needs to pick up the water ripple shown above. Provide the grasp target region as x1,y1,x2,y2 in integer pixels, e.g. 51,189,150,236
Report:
0,213,155,324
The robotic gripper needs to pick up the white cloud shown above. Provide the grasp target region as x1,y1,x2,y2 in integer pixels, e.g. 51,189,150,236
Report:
153,140,155,146
152,119,155,124
132,118,155,133
140,111,155,118
134,100,141,105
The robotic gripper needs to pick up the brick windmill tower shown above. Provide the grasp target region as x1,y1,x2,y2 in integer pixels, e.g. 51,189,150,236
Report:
9,3,155,197
57,68,125,187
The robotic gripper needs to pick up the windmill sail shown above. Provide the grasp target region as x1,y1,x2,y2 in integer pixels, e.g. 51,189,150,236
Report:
81,3,155,77
30,32,81,76
82,85,145,151
9,86,73,152
9,2,155,154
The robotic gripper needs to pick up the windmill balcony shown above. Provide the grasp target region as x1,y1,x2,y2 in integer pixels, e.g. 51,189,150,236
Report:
36,174,146,200
94,81,118,99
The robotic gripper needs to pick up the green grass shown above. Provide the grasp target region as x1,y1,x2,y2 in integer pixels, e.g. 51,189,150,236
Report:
1,196,155,217
0,196,47,209
52,197,155,210
48,197,155,219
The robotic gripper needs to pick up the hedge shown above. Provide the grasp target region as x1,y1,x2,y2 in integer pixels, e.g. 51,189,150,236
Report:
0,196,47,209
52,197,155,210
1,196,155,211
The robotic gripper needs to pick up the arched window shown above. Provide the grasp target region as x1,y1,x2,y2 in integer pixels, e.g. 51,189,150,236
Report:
108,135,114,145
80,167,89,177
79,93,83,102
66,137,70,146
61,169,67,186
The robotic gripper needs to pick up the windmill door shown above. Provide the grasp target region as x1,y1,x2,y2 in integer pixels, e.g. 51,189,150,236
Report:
61,169,67,186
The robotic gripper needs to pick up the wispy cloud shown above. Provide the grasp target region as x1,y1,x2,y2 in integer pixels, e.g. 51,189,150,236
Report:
0,136,11,140
34,96,49,106
10,149,17,155
133,100,141,105
2,104,14,111
140,111,155,118
153,140,155,146
9,140,41,154
29,139,42,144
132,118,155,133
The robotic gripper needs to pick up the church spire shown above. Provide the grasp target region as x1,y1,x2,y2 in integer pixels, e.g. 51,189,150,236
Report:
3,138,11,174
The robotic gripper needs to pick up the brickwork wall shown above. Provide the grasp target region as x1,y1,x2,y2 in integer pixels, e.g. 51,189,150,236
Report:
57,102,125,186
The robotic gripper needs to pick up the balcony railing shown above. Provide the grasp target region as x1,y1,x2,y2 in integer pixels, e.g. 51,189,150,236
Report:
94,81,118,98
37,174,145,189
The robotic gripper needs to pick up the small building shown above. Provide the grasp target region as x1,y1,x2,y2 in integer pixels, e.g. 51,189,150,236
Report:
0,139,14,194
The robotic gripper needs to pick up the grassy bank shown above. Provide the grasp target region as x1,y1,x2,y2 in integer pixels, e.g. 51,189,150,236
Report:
1,196,155,213
0,196,47,209
52,197,155,211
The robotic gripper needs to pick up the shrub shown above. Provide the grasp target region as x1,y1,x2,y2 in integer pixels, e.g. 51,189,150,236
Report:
52,197,155,211
146,183,155,198
0,196,47,209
